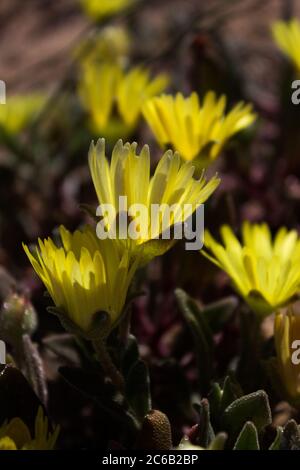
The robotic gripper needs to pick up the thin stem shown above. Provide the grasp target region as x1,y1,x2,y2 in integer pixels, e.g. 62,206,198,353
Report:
237,308,264,392
92,338,125,392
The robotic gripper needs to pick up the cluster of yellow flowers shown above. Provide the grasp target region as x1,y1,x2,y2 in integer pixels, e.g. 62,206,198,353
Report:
76,19,255,162
20,10,300,419
78,55,256,163
24,139,220,337
79,62,169,140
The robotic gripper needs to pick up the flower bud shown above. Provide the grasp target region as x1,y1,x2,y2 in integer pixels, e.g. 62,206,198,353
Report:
275,309,300,406
136,410,172,450
0,293,38,345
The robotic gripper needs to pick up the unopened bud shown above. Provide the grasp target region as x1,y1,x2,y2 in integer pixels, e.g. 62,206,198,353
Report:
0,293,38,344
136,409,172,450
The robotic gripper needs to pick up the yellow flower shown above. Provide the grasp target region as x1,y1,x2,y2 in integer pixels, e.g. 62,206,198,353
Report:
117,68,168,129
79,62,122,133
75,26,131,68
0,407,59,450
272,19,300,72
0,94,45,135
78,62,168,140
89,138,220,264
202,222,300,317
275,309,300,406
79,63,168,140
142,91,256,163
23,225,138,335
80,0,136,21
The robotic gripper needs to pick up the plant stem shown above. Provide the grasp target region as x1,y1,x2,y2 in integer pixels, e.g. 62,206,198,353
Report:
92,338,125,392
237,308,264,392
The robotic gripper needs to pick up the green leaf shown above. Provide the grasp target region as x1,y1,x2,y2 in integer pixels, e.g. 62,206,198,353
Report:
234,421,260,450
220,375,243,414
208,382,222,427
222,390,272,443
175,288,213,394
201,296,238,333
125,359,152,421
193,399,215,448
282,420,300,450
209,376,243,429
208,432,227,450
269,427,283,450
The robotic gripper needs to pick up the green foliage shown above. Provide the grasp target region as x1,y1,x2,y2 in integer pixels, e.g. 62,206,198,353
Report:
191,376,296,450
175,288,214,394
233,421,259,450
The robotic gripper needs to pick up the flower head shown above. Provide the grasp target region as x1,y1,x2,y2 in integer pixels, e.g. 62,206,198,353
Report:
272,19,300,73
80,0,136,21
275,309,300,406
0,94,45,135
202,222,300,316
142,91,256,163
89,139,220,264
23,225,138,335
0,407,59,450
79,63,168,140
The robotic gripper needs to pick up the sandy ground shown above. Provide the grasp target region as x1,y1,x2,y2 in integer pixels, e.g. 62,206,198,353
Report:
0,0,88,93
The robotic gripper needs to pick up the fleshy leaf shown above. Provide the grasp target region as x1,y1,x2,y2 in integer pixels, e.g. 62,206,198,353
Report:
125,360,152,421
222,390,272,443
233,421,260,450
175,288,213,394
